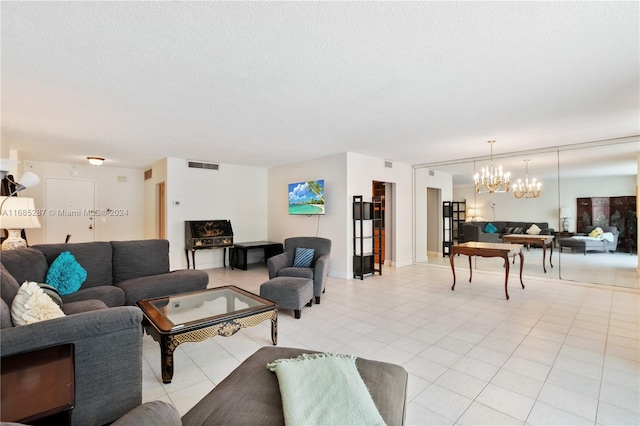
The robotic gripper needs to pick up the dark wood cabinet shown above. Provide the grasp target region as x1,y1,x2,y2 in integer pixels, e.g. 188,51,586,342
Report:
576,196,636,253
610,196,637,253
576,197,609,233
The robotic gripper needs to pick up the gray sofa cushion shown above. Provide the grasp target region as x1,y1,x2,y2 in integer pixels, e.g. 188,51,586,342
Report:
33,242,113,288
1,264,21,306
116,270,209,305
61,285,126,308
1,298,12,328
112,240,170,283
182,346,407,426
62,299,109,315
0,248,49,286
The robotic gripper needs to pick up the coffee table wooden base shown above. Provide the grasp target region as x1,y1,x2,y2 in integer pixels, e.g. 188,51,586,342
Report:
450,242,524,300
146,309,278,383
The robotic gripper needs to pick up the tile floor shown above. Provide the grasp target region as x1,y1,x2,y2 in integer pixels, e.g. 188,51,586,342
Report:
142,262,640,425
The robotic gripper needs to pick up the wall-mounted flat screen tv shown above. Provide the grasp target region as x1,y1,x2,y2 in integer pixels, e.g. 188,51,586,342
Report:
288,179,325,215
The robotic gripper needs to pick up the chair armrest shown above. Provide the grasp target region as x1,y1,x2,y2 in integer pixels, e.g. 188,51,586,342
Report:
1,307,144,426
267,253,292,279
314,254,330,279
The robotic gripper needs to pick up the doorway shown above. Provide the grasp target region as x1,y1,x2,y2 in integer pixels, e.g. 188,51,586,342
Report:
157,182,166,239
372,181,397,266
44,178,96,243
426,187,440,257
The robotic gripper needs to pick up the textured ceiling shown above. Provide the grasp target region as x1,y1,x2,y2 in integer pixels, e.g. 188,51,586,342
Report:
1,1,638,170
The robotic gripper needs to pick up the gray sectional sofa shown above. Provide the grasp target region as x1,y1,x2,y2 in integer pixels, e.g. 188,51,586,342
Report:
461,221,554,243
2,239,209,307
0,239,209,426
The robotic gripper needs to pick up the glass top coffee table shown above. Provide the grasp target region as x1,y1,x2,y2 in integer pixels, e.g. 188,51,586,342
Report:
137,285,278,383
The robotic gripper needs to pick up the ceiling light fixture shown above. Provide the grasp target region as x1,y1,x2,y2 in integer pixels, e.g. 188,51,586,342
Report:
513,159,541,199
87,156,105,166
473,140,511,193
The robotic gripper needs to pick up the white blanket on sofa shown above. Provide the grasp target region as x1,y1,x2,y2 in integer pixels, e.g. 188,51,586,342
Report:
267,352,385,426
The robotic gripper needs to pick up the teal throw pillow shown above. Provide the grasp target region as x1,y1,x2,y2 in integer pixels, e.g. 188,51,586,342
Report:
45,251,87,296
484,222,498,233
293,248,315,268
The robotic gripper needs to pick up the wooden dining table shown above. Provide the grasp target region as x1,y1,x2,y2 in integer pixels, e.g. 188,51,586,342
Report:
450,242,524,300
501,234,554,273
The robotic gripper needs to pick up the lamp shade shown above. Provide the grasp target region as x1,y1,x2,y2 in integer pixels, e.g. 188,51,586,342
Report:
0,197,42,229
14,171,40,191
559,207,573,218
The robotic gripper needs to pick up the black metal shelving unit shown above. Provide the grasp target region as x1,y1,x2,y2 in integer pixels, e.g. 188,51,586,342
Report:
443,201,466,257
353,195,383,279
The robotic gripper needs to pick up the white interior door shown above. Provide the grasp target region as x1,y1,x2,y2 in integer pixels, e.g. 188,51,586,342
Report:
44,178,96,243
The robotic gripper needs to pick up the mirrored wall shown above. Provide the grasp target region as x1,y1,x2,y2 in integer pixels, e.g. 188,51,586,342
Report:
417,139,638,288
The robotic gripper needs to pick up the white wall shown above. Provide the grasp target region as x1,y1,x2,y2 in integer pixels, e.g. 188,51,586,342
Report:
268,153,348,278
346,153,413,270
414,168,453,262
162,158,268,270
268,152,413,279
15,160,144,244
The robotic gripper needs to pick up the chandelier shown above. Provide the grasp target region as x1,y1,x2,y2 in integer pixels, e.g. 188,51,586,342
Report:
474,140,511,193
513,159,541,199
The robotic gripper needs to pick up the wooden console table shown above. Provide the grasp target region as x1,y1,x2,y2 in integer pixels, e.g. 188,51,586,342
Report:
450,242,524,300
230,241,284,270
1,343,75,425
501,234,554,273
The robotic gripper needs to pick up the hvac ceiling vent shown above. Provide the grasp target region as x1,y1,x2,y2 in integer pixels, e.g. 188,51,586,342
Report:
429,170,435,176
384,160,393,168
187,160,219,171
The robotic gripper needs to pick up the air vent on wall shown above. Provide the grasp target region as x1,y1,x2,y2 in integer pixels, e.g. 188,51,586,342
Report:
187,160,219,171
384,160,393,168
144,169,152,180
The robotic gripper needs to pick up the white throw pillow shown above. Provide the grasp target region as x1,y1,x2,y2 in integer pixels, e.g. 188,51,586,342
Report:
11,281,65,326
526,224,542,235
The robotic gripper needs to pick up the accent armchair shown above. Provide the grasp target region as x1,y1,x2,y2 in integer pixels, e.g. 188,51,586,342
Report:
267,237,331,304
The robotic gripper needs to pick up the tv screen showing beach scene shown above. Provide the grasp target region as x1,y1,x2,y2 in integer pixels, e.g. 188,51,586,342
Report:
288,180,325,215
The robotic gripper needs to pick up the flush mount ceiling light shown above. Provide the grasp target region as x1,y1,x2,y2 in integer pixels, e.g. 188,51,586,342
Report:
473,140,511,193
87,156,105,166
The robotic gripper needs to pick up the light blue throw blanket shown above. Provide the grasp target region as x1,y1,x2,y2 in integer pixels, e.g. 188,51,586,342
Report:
267,353,385,426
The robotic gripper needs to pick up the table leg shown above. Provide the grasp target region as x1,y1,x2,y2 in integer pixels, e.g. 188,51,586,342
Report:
549,241,553,268
191,251,196,269
503,254,510,300
518,251,525,289
467,255,472,282
542,241,547,273
271,310,278,345
450,252,456,291
160,336,177,384
185,249,190,269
